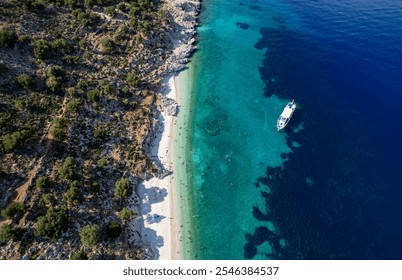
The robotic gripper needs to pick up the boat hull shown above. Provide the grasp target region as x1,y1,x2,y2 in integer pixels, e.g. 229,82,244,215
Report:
277,100,296,131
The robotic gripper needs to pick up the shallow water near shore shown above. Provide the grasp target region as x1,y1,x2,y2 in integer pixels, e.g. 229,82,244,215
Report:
179,0,402,259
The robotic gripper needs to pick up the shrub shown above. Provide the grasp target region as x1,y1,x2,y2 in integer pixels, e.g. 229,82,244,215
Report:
41,193,56,206
114,178,131,200
101,38,113,54
79,39,86,49
0,224,14,241
46,76,61,92
47,65,64,78
106,221,121,239
14,99,26,109
0,28,18,48
59,156,79,181
34,207,67,240
1,202,24,219
63,186,81,206
80,224,102,247
77,79,89,91
33,39,50,59
16,74,34,89
126,70,140,87
63,55,79,65
66,100,80,113
35,176,51,189
104,6,116,17
70,251,88,260
50,118,68,141
87,89,100,103
101,83,112,95
69,180,82,188
129,7,140,18
117,2,126,12
52,38,67,50
77,11,99,27
84,0,94,8
93,127,107,139
83,51,91,60
118,207,136,222
97,158,108,169
19,34,31,43
1,130,30,153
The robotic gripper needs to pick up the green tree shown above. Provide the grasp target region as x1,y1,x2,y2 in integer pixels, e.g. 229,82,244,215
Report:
63,55,79,65
69,180,82,188
118,207,136,223
1,202,24,219
52,38,67,50
66,100,80,113
19,34,31,44
80,224,102,247
1,130,30,152
14,99,26,110
46,66,64,92
126,70,140,87
33,39,50,59
41,193,56,207
0,224,14,241
70,251,88,260
84,0,94,8
50,118,68,141
46,76,62,92
101,38,113,54
0,28,18,48
77,11,99,27
97,158,108,169
34,207,67,240
59,156,79,181
100,82,112,95
63,186,81,206
117,2,126,12
47,65,64,78
104,6,116,17
114,178,132,200
35,176,51,189
106,221,121,239
93,127,107,139
16,74,34,89
87,89,100,103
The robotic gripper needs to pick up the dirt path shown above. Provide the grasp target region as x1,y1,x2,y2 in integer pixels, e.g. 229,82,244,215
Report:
13,95,68,204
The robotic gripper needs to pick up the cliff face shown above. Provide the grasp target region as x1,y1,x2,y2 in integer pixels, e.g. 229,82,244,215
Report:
0,0,200,260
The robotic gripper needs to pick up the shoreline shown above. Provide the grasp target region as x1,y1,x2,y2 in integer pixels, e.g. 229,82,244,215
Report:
137,76,181,259
136,64,196,260
131,0,202,260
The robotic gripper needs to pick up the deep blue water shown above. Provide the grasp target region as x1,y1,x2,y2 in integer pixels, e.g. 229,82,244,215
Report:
185,0,402,259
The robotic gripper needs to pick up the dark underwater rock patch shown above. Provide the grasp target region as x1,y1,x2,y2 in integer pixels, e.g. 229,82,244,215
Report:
236,22,249,30
252,206,270,221
244,226,280,259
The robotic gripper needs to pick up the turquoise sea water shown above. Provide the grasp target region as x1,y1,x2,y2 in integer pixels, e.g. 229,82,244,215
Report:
179,0,402,259
180,0,295,259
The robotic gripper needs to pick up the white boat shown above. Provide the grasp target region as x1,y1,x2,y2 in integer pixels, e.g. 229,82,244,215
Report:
277,100,296,131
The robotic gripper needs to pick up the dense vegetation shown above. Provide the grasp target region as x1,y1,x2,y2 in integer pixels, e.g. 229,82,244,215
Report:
79,224,102,247
34,207,68,240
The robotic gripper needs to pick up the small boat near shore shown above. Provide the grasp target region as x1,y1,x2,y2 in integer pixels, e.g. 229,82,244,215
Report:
277,100,296,131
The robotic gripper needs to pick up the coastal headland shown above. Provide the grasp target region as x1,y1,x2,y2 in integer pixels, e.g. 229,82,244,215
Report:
0,0,200,259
